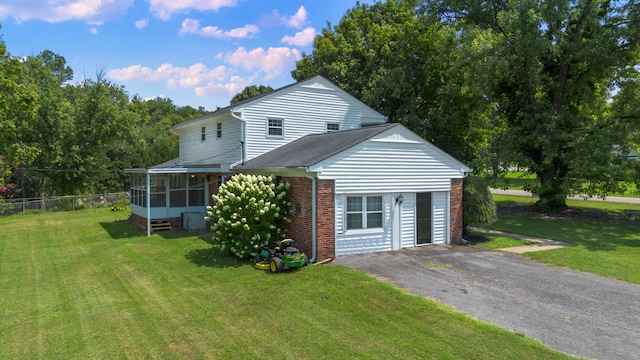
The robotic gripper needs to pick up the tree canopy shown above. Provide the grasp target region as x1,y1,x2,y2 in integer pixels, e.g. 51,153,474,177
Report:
0,45,208,199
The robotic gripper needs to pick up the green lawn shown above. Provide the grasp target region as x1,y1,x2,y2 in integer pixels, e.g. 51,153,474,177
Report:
0,209,570,359
479,195,640,284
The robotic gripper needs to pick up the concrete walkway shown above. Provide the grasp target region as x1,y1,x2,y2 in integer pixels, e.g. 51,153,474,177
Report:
469,227,571,253
491,188,640,204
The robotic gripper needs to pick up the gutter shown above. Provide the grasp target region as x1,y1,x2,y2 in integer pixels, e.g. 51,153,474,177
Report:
303,172,317,263
229,110,246,166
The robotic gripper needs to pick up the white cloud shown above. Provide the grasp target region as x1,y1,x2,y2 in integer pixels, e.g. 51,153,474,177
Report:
225,46,301,80
0,0,133,24
89,26,98,34
194,74,257,97
107,62,258,99
107,63,230,90
260,6,308,29
179,18,259,39
281,27,316,47
147,0,240,21
135,18,149,29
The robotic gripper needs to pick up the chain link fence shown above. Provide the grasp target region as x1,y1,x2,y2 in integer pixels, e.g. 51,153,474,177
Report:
0,192,130,217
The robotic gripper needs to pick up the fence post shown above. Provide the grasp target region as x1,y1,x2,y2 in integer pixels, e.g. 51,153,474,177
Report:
22,199,25,215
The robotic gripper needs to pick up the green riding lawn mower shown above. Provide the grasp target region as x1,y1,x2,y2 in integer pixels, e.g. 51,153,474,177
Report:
253,238,309,273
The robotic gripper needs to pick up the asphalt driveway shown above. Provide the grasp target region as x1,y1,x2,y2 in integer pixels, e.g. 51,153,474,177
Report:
332,246,640,360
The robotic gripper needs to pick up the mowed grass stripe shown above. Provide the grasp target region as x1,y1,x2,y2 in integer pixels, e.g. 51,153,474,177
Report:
0,209,572,359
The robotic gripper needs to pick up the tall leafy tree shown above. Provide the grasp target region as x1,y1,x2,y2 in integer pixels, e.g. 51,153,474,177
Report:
429,0,640,208
0,32,37,187
16,51,74,197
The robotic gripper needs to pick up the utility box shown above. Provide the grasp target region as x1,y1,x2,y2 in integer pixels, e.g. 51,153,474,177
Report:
182,212,207,230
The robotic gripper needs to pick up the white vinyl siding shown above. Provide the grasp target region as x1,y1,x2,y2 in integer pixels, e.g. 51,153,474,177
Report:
400,193,416,248
179,118,242,166
319,126,466,256
315,129,465,194
239,78,385,161
432,192,449,244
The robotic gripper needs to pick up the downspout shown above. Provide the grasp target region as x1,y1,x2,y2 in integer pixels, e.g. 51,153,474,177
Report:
230,110,246,165
303,172,317,263
146,171,151,237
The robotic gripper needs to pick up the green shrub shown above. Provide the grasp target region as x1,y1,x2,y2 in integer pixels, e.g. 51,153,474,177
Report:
463,176,497,236
205,174,291,259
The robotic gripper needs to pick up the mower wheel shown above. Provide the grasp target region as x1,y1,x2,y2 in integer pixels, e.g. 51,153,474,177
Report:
303,255,309,267
270,257,283,273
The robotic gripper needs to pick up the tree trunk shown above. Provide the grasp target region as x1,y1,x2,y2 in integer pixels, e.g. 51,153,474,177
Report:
536,167,568,210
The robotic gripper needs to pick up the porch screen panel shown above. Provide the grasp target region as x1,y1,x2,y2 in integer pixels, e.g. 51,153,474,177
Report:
131,174,147,208
189,175,205,206
170,175,186,207
150,177,166,207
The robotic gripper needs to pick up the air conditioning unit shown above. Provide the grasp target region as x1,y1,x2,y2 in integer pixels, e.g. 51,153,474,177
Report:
182,212,207,230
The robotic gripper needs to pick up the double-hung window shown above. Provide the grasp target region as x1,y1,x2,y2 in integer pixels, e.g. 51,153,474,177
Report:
267,118,284,137
201,126,206,141
216,123,222,138
346,195,383,230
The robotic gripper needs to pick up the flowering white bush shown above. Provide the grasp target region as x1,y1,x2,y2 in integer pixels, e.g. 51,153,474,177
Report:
205,174,291,259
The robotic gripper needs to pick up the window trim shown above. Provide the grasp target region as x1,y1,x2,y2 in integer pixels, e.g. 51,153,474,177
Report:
326,122,340,132
345,195,384,230
266,117,284,138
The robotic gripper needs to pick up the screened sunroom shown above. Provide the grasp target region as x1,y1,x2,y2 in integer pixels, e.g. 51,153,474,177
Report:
125,164,221,236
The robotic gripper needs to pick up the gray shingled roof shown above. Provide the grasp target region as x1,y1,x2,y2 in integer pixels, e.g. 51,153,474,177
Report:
234,123,398,170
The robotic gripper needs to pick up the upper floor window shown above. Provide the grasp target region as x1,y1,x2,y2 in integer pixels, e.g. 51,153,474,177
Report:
267,118,284,137
216,123,222,138
326,122,340,132
201,126,206,141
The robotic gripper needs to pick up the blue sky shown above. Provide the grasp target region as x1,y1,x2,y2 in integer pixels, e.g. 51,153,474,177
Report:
0,0,371,109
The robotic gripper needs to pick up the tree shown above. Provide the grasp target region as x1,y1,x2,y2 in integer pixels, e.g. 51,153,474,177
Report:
230,85,274,104
0,33,37,187
429,0,640,209
292,0,493,167
205,174,291,260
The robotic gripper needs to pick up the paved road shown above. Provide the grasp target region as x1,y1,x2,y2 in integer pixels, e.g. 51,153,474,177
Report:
491,188,640,204
332,246,640,360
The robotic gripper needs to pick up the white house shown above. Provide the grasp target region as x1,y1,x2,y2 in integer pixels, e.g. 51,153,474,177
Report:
125,75,386,235
125,76,470,261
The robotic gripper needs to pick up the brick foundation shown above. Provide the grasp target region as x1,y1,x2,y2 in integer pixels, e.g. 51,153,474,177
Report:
450,178,463,244
281,176,335,262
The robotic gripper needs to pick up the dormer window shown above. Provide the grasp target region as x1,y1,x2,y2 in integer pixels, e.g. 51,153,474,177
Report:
326,122,340,132
267,118,284,138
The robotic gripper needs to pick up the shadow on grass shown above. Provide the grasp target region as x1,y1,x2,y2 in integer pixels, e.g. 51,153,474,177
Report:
185,247,245,268
99,220,143,239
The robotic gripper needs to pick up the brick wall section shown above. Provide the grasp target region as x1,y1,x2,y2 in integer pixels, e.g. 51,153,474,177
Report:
282,177,313,258
281,176,335,262
450,178,463,244
315,179,335,261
